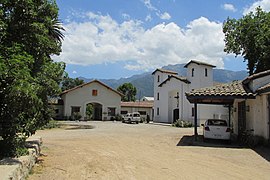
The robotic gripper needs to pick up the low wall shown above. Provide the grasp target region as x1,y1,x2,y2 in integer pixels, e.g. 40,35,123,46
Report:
0,136,42,180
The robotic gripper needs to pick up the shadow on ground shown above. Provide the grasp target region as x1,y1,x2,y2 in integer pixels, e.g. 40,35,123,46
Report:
177,135,270,162
63,124,95,130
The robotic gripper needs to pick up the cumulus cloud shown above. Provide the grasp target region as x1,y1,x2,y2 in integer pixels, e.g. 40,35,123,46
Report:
243,0,270,14
72,70,77,74
53,13,226,70
159,12,171,20
222,3,237,12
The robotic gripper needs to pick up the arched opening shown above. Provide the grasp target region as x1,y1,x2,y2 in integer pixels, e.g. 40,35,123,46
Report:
86,102,102,120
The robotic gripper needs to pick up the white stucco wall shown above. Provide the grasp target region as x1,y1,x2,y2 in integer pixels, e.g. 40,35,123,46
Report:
153,62,227,124
232,95,270,140
186,63,213,90
61,81,121,120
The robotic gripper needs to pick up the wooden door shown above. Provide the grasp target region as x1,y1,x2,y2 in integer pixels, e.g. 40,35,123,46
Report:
238,101,246,137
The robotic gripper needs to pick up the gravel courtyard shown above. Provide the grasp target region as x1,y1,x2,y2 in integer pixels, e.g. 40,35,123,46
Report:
28,121,270,180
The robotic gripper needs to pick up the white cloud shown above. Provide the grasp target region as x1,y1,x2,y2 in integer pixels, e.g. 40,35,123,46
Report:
223,3,237,12
122,13,130,20
142,0,171,20
243,0,270,14
72,70,77,74
145,14,152,22
143,0,157,11
54,13,226,71
159,12,171,20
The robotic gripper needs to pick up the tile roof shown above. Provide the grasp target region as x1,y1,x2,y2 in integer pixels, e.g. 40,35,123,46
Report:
184,60,216,68
121,101,153,108
152,68,178,75
60,80,123,97
256,83,270,94
186,80,255,98
242,69,270,84
159,75,190,87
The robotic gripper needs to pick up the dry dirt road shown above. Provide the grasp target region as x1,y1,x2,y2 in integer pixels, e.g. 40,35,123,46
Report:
28,121,270,180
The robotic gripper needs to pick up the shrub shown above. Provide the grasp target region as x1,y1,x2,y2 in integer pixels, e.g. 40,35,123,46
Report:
173,120,192,128
72,112,82,121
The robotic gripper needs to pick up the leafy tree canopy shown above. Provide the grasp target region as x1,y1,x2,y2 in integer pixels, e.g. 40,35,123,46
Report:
223,7,270,75
0,0,65,157
61,73,84,91
117,83,137,102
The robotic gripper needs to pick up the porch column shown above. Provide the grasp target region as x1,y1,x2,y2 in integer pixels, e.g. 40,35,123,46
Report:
194,101,198,141
228,104,231,127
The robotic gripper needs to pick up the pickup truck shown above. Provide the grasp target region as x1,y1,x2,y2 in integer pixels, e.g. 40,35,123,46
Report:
122,112,141,124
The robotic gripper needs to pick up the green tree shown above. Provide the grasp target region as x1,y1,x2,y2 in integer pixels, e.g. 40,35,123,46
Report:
0,0,65,157
117,83,137,102
86,104,94,120
223,7,270,75
61,73,84,91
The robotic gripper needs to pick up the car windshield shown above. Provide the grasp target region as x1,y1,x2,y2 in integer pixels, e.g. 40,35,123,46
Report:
133,114,140,117
207,120,227,126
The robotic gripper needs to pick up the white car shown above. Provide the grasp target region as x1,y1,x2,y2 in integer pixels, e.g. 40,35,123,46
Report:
122,112,140,124
202,119,231,141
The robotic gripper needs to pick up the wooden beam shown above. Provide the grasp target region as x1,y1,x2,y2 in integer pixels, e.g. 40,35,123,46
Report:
194,101,198,141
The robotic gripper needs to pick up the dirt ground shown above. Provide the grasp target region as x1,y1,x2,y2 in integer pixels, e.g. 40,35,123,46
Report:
28,121,270,180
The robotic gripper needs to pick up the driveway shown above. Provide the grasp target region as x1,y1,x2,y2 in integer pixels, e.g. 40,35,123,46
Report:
28,121,270,180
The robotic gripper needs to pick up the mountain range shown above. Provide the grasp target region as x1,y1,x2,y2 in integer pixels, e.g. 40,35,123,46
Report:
79,63,248,99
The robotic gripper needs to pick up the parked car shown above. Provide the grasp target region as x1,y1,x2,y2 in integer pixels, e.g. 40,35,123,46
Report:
202,119,231,141
122,112,140,124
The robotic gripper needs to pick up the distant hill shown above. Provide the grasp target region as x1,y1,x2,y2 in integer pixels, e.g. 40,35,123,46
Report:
79,63,248,98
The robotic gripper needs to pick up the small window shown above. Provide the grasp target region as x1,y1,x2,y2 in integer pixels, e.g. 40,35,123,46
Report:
192,68,194,77
157,75,160,82
157,107,160,116
108,107,116,116
71,106,80,114
121,111,128,115
157,92,160,100
205,68,208,77
55,109,59,114
92,89,98,96
192,107,194,117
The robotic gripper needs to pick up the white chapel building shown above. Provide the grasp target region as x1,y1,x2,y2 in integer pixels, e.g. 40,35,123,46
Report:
152,60,228,124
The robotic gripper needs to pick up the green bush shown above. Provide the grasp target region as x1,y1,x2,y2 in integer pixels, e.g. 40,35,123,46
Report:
40,120,60,129
173,120,193,128
72,112,82,121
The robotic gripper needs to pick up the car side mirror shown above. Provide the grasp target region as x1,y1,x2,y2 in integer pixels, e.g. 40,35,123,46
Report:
201,124,204,127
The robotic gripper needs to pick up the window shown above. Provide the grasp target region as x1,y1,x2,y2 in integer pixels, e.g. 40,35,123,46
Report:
157,92,160,100
71,106,80,114
108,107,116,116
205,68,208,77
192,68,194,77
157,75,160,82
138,111,146,115
121,111,128,115
192,107,194,117
157,107,160,116
54,109,59,114
92,89,98,96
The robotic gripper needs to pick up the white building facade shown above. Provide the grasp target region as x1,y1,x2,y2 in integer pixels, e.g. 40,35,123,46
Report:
152,60,228,124
60,80,122,120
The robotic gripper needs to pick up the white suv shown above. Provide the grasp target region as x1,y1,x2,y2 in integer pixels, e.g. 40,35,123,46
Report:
122,112,141,124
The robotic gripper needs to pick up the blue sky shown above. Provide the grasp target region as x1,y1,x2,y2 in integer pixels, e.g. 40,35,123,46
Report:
53,0,270,79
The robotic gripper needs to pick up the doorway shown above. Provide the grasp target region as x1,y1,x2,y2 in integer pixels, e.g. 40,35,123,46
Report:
267,94,270,145
86,102,102,120
238,101,246,137
173,108,179,123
